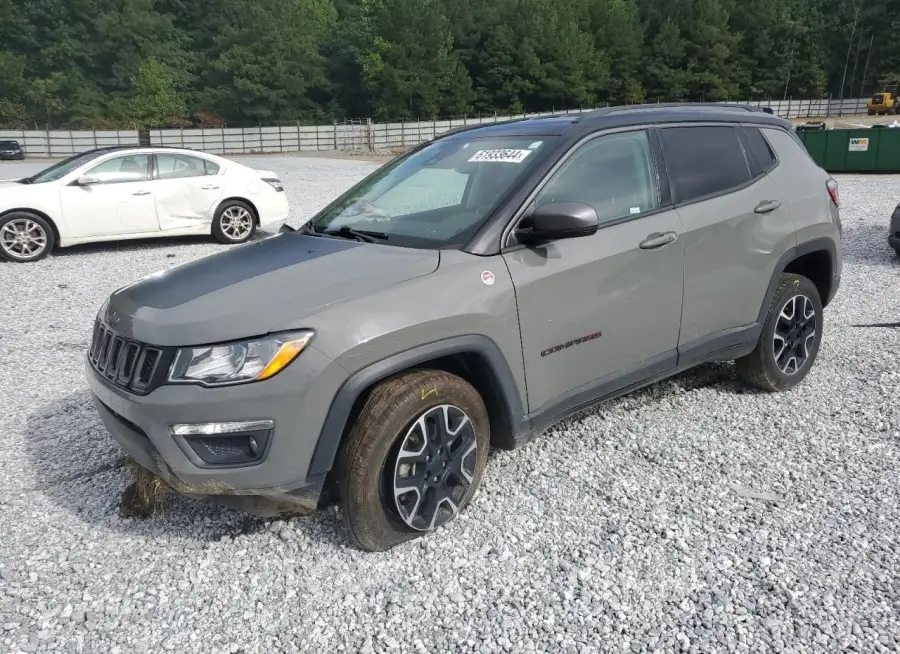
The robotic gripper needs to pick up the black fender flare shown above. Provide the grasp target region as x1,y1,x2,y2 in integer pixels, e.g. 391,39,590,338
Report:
307,335,527,476
756,237,839,326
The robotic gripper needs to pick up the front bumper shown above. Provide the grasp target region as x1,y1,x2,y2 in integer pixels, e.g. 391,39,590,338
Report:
0,152,24,160
889,204,900,251
85,344,348,515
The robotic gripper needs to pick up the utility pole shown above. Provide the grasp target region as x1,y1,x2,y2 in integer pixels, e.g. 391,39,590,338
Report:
838,3,861,102
847,34,863,101
783,43,795,101
859,34,875,97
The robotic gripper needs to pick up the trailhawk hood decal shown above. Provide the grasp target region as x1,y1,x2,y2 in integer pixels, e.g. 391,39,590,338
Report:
103,233,439,346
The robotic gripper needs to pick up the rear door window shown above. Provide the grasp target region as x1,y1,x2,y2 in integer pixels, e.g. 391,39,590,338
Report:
156,153,217,179
658,126,751,204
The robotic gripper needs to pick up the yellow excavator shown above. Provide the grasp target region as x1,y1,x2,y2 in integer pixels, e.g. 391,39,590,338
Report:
867,89,898,115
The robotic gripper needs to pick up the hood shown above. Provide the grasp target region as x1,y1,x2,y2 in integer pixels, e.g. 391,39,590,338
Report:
103,233,440,346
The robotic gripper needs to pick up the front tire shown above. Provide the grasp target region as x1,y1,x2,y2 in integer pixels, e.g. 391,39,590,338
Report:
0,212,55,262
338,369,490,552
212,200,256,244
736,273,823,392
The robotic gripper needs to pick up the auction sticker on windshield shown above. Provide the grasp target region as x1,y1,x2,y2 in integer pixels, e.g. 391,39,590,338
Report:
468,149,533,163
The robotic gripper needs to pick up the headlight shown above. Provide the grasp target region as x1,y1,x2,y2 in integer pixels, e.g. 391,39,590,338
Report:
168,330,313,387
264,178,284,192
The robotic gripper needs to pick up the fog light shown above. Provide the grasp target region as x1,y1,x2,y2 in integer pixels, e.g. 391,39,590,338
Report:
171,420,274,467
170,420,274,436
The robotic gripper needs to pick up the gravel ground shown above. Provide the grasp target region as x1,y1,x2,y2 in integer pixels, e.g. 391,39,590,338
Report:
0,155,898,654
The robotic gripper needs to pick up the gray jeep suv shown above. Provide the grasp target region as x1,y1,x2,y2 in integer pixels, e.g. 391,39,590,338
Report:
87,104,842,551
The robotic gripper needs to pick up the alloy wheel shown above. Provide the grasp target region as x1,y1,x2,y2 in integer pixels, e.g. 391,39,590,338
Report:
391,404,478,532
1,218,48,261
220,206,253,241
773,294,817,375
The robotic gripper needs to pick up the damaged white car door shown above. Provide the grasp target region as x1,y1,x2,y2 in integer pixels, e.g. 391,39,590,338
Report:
151,153,226,231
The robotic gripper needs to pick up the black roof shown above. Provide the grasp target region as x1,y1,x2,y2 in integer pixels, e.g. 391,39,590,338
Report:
441,103,792,140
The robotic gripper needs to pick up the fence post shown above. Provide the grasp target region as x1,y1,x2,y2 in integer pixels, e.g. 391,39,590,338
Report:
367,118,374,152
45,129,51,157
333,120,338,150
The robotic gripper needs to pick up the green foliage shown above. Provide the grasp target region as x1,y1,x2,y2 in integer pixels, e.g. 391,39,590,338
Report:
0,0,896,128
120,57,187,128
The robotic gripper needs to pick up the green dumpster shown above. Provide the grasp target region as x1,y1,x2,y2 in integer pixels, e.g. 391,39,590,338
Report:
797,128,900,173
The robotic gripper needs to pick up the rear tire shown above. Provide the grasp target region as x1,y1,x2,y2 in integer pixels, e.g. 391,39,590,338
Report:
212,200,256,244
338,369,490,552
736,273,823,392
0,212,55,262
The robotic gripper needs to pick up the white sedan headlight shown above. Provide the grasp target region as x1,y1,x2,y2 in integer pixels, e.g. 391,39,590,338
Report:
168,331,313,387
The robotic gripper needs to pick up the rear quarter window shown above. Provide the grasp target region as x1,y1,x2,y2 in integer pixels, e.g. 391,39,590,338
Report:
658,125,751,203
743,127,777,172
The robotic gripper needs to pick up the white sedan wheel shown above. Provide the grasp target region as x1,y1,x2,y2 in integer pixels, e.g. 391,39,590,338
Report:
213,201,257,244
0,213,55,262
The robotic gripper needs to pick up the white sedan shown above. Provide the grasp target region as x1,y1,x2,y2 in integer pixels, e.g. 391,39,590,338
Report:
0,146,290,262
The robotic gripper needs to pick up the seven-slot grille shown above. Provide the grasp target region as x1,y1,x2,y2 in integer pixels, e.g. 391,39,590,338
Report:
89,319,162,393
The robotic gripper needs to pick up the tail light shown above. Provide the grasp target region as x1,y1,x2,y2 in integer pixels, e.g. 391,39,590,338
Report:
826,178,839,207
263,178,284,192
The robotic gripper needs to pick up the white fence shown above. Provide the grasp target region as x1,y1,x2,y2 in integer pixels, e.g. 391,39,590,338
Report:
0,97,873,158
0,130,139,157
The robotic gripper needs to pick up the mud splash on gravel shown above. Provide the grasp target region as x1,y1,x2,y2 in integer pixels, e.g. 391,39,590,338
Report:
118,459,172,518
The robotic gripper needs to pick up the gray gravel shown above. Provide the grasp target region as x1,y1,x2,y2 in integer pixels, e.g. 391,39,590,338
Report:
1,155,899,654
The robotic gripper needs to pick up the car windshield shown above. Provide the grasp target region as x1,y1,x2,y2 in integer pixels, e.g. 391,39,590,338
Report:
0,141,19,148
22,150,109,184
306,135,554,248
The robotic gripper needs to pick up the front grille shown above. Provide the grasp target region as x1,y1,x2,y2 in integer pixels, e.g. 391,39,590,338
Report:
89,319,163,394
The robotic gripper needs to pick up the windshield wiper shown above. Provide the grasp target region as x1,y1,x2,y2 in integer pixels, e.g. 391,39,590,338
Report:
322,226,389,243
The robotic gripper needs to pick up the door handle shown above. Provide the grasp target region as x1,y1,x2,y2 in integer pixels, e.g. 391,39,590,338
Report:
132,190,151,196
639,231,678,249
754,200,781,214
201,185,220,190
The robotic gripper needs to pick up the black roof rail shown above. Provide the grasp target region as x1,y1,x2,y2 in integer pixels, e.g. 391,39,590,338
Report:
576,102,766,121
437,112,574,138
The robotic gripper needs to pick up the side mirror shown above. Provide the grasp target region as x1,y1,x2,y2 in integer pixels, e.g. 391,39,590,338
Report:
521,202,599,242
76,175,100,186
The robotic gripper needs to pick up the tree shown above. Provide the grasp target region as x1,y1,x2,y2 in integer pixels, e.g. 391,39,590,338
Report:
198,0,337,124
0,0,894,127
121,56,187,127
359,0,474,119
